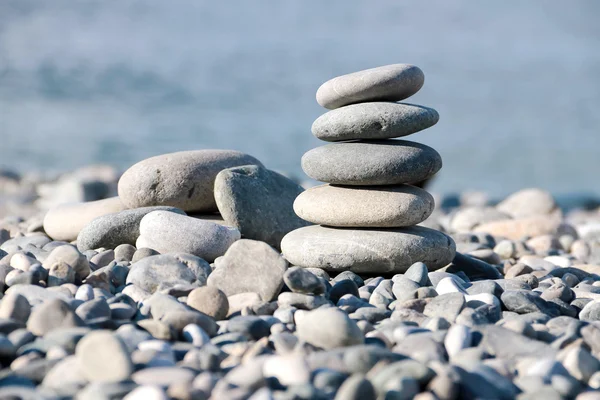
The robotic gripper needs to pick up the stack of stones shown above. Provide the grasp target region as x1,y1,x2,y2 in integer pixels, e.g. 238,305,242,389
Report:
282,64,456,274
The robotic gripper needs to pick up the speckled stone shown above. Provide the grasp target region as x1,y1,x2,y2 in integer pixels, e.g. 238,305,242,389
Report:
76,206,185,251
312,102,438,142
136,210,240,262
294,184,434,227
316,64,424,109
281,225,455,273
214,165,309,248
118,150,263,212
301,140,442,186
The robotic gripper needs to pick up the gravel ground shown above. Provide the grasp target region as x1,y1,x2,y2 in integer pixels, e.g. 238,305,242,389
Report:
1,167,600,400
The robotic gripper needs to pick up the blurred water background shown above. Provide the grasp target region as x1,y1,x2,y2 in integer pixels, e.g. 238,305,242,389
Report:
1,0,599,199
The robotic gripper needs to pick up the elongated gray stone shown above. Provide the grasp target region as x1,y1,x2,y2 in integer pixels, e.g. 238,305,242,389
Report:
214,165,309,248
136,211,240,262
312,102,439,142
77,206,185,251
118,150,263,212
316,64,424,109
294,184,434,227
301,140,442,185
281,225,455,273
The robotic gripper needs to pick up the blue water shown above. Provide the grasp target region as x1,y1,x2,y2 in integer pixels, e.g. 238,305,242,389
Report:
1,1,599,198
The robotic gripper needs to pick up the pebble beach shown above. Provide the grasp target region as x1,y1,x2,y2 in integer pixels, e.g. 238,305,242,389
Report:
1,64,600,400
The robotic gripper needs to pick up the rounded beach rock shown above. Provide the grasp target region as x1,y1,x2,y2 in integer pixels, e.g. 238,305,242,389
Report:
75,330,133,383
496,188,557,218
118,150,263,212
296,307,364,349
136,210,240,262
301,140,442,186
316,64,424,109
312,102,439,142
42,244,91,283
207,239,288,301
214,164,309,248
126,253,210,293
43,197,126,241
294,184,434,227
281,225,455,273
76,206,185,251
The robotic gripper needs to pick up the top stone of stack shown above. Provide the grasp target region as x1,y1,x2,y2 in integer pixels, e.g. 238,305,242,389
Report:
316,64,425,109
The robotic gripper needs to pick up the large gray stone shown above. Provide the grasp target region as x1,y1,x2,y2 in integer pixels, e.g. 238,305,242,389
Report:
294,184,434,227
281,225,455,274
127,253,211,294
207,239,288,301
43,197,126,242
301,140,442,186
312,102,438,142
316,64,424,109
214,165,309,248
136,210,240,262
118,150,263,212
76,206,185,251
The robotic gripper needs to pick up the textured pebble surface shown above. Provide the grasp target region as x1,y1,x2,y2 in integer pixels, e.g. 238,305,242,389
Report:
301,140,443,186
312,102,439,142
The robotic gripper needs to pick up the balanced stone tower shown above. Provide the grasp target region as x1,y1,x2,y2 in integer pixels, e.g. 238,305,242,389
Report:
281,64,456,274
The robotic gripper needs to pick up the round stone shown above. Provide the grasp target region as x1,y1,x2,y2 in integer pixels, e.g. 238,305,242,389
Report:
283,266,326,295
281,225,455,274
496,188,556,219
301,140,442,186
27,299,84,336
136,210,240,262
76,330,133,383
207,239,288,301
47,261,75,287
118,150,263,212
76,206,185,252
186,286,229,321
43,197,126,242
296,307,364,349
127,253,211,294
42,245,91,283
312,102,439,142
294,184,434,227
316,64,424,109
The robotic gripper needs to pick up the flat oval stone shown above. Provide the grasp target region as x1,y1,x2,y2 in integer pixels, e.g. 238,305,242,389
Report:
126,254,210,293
312,102,439,142
76,206,185,251
302,140,442,185
118,150,263,212
136,210,240,262
316,64,424,109
281,225,455,274
294,184,434,227
43,197,126,241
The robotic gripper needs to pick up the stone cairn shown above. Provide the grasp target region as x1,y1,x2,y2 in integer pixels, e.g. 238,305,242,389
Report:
281,64,456,274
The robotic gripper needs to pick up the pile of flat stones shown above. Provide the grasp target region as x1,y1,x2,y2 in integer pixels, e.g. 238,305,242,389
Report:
282,64,456,274
0,70,600,400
